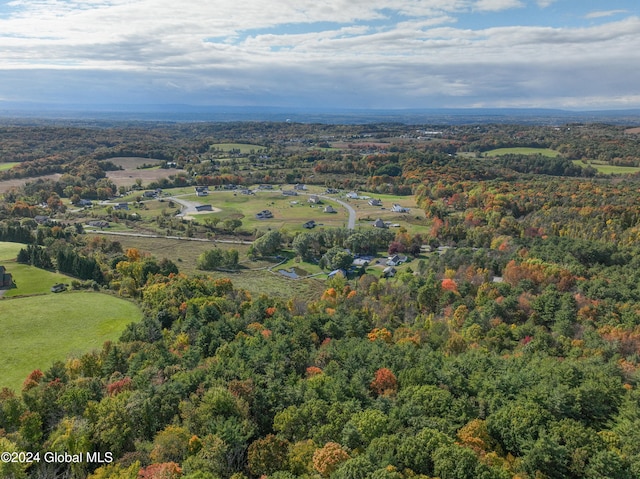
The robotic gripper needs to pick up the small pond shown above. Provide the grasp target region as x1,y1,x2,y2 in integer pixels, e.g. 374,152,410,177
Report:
278,267,309,279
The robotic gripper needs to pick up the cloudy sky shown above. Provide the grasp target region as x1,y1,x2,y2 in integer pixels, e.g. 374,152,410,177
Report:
0,0,638,110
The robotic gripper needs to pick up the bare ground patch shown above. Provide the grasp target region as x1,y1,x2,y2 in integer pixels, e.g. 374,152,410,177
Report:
0,174,62,193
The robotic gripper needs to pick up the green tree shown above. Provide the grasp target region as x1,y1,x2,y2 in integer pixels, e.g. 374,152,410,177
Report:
247,434,290,476
251,230,283,257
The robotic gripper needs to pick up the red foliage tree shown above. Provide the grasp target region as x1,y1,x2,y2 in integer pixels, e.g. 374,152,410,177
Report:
370,368,398,396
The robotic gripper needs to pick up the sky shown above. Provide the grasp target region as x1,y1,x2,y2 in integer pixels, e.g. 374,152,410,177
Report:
0,0,639,111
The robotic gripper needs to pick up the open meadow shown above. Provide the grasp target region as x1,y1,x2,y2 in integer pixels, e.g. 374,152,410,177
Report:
0,292,142,391
0,162,19,171
0,241,73,297
572,160,640,175
483,147,561,157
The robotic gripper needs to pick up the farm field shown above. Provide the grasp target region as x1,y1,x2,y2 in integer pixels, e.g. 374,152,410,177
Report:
572,160,640,174
483,147,560,157
211,143,266,154
0,292,142,391
105,157,178,188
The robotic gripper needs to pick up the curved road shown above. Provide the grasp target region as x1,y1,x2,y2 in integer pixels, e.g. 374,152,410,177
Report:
315,194,356,229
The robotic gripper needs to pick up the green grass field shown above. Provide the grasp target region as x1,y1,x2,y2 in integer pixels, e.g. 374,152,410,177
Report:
190,191,351,233
0,292,142,391
0,162,19,171
0,242,75,297
484,147,560,157
211,143,266,154
571,160,640,175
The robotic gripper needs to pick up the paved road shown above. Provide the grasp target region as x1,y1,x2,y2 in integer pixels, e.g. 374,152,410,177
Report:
308,193,357,229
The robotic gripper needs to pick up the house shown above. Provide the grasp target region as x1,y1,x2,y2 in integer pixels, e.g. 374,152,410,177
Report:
0,266,13,289
282,190,298,196
303,220,316,229
391,204,410,213
87,220,110,228
258,184,273,190
51,283,67,293
325,188,339,194
195,186,209,197
239,189,255,195
34,215,50,224
328,269,347,279
386,254,408,267
195,204,213,212
256,210,273,219
382,266,397,278
307,195,322,204
368,198,383,206
143,190,157,198
294,183,306,190
78,199,93,207
352,258,370,267
114,203,129,210
346,192,359,199
372,218,387,228
323,205,337,214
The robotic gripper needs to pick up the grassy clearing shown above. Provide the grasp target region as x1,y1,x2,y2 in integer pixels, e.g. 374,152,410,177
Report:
0,292,142,391
107,157,165,169
483,147,560,157
2,263,73,297
0,162,19,171
0,242,24,261
90,234,251,275
204,268,325,301
191,191,350,233
0,242,75,297
211,143,266,154
572,160,640,175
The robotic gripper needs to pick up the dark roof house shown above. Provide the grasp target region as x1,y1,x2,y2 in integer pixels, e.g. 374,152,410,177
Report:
0,266,13,289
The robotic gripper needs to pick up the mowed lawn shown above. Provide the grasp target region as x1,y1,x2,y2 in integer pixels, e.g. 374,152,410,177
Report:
0,292,142,391
0,241,75,297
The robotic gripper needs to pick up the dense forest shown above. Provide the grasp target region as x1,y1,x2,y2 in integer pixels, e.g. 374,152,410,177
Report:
2,121,640,478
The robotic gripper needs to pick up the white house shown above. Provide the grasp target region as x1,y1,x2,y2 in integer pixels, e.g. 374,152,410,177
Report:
346,192,359,199
391,204,409,213
368,198,382,206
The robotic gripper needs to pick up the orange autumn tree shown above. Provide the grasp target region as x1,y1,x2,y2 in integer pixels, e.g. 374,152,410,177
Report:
313,442,349,477
370,368,398,396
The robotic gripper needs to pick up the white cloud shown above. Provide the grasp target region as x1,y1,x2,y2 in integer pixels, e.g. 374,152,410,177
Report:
536,0,557,7
0,0,638,109
474,0,524,12
585,10,628,19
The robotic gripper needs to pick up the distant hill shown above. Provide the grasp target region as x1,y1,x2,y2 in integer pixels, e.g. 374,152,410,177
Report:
1,101,640,125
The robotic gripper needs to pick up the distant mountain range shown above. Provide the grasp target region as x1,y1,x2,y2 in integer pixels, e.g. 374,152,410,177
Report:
1,102,640,125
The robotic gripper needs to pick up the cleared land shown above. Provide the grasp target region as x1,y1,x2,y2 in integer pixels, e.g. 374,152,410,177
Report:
483,147,560,157
0,162,19,171
211,143,266,154
571,160,640,175
0,292,142,391
106,157,178,188
0,242,73,297
0,173,63,194
183,190,351,233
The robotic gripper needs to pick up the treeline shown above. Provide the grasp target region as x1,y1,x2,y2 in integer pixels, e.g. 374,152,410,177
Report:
491,154,596,177
56,247,105,283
